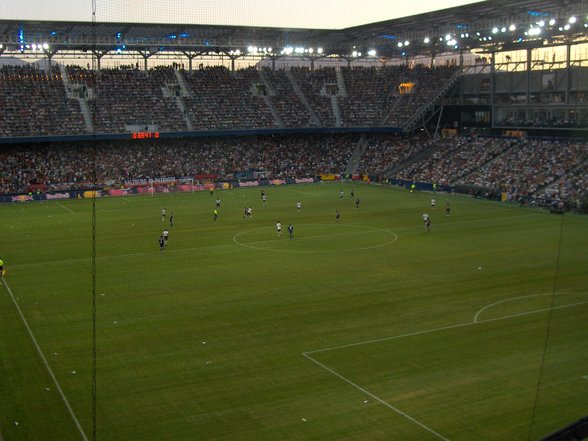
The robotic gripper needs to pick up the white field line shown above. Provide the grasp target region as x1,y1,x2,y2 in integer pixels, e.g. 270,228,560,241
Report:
55,202,75,214
302,353,450,441
306,296,588,355
232,225,398,253
303,294,587,439
1,277,89,441
473,293,588,323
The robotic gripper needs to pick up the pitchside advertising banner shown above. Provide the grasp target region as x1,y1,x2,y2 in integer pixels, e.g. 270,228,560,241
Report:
0,177,324,203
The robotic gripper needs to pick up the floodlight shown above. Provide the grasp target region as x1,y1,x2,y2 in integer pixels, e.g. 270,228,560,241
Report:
569,16,577,24
404,40,409,46
423,37,430,43
43,43,49,50
367,49,376,56
317,47,323,54
445,34,451,40
509,24,516,31
564,24,571,30
537,20,545,27
352,50,358,57
549,19,556,26
492,27,498,34
308,48,313,54
247,45,254,53
501,27,506,32
397,42,403,47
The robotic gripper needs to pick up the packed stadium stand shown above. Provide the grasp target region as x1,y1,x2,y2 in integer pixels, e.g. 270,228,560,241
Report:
0,5,587,214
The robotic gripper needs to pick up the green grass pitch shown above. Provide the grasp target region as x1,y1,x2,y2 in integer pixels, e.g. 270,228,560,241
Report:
0,182,587,440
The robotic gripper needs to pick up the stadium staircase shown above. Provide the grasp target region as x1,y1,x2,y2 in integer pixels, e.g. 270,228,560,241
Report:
344,134,370,174
380,94,406,127
402,67,463,133
450,140,519,185
257,70,285,127
330,95,343,127
381,141,440,178
175,96,194,131
335,68,348,97
261,95,285,127
59,63,94,133
285,69,321,126
173,70,192,97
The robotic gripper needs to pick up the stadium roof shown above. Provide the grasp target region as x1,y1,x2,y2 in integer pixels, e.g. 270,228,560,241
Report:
0,0,586,60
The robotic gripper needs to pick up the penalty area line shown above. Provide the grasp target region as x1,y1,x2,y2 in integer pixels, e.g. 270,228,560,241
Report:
1,277,89,441
302,352,450,441
55,202,75,214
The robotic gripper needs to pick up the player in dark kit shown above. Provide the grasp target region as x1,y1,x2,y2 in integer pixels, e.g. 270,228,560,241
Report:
355,198,360,208
169,213,174,227
288,224,294,239
159,236,165,252
336,209,340,222
445,202,451,216
425,217,432,232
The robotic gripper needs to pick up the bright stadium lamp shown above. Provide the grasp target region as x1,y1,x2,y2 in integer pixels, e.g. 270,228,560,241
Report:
549,18,556,26
509,24,516,31
367,49,376,56
423,37,430,43
317,47,323,54
569,16,577,24
492,27,498,34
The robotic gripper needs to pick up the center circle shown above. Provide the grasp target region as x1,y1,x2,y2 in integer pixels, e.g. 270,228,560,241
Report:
233,223,399,253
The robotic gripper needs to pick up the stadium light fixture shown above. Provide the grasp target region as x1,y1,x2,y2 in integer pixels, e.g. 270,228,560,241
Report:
563,24,571,30
352,50,358,57
509,24,516,31
397,42,403,47
569,16,577,24
367,49,376,56
308,48,313,54
492,27,498,34
445,34,451,41
317,47,323,54
423,37,430,43
501,27,506,32
537,20,545,27
549,18,556,26
295,47,304,54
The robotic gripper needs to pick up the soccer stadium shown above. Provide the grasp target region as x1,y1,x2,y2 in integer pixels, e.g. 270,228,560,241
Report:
0,0,587,440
